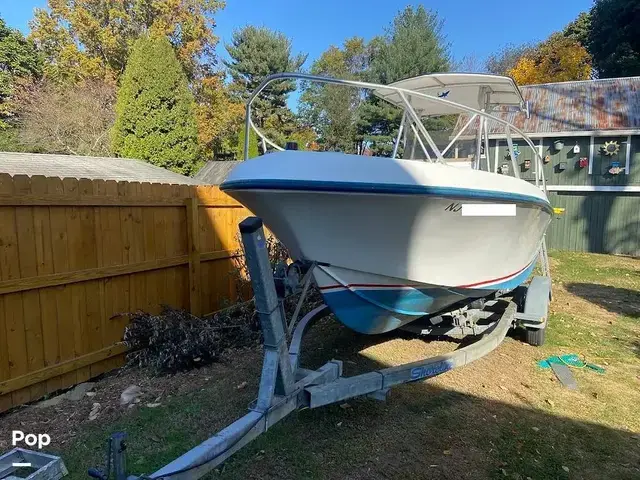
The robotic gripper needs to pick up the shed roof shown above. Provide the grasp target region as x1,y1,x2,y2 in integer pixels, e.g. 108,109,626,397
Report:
0,152,200,185
457,76,640,137
194,161,240,185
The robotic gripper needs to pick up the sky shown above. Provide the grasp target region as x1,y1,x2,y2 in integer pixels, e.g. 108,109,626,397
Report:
0,0,592,106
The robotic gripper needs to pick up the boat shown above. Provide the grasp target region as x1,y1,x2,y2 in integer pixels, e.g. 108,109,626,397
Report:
221,73,552,335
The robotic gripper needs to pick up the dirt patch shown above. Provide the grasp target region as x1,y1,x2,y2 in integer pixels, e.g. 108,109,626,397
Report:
0,347,262,452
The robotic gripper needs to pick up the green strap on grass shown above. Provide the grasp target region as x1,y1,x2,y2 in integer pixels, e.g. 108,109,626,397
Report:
538,354,605,374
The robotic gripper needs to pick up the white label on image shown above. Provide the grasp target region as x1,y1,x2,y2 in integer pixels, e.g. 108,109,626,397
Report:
461,204,516,217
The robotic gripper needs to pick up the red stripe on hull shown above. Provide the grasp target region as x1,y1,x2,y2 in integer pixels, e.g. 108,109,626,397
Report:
318,260,534,291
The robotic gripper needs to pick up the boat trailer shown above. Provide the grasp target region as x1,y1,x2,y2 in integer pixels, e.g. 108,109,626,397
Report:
84,216,550,480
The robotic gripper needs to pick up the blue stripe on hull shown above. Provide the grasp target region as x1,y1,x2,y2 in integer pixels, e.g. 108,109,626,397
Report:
321,262,537,334
221,179,553,214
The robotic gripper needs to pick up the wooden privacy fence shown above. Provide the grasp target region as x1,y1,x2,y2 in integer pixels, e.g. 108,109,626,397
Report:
0,174,251,413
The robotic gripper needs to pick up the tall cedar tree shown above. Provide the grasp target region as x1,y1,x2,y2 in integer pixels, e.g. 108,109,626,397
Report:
359,6,451,156
588,0,640,78
225,26,307,147
236,126,259,160
112,35,199,175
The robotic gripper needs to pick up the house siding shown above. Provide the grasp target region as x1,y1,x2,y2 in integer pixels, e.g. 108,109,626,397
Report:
485,134,640,255
547,191,640,256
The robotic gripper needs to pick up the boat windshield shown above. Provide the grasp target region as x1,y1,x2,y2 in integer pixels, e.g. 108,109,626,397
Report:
243,72,546,191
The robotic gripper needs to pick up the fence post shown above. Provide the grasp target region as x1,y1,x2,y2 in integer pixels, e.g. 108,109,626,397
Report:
186,196,201,316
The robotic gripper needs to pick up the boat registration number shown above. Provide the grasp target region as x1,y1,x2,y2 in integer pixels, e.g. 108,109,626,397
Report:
444,202,462,212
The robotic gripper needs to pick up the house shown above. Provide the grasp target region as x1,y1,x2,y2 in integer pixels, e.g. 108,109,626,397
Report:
460,76,640,256
0,151,200,185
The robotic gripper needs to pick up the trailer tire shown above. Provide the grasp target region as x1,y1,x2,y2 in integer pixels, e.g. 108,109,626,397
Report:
525,327,545,346
511,285,527,311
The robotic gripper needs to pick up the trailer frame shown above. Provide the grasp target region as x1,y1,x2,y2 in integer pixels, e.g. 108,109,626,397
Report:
88,216,550,480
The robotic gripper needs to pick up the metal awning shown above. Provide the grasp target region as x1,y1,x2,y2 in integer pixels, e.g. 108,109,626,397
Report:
374,73,526,116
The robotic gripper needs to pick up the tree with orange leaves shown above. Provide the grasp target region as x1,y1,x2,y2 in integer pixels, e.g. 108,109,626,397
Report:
194,73,244,157
508,34,592,85
27,0,247,160
28,0,224,83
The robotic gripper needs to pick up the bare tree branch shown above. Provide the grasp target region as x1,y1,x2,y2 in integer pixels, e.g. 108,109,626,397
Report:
13,78,116,156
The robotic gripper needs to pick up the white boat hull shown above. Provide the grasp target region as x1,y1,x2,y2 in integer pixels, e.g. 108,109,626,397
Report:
222,151,552,334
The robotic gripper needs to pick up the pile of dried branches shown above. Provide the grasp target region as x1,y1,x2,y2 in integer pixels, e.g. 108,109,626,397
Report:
123,286,323,375
123,301,260,374
123,234,324,374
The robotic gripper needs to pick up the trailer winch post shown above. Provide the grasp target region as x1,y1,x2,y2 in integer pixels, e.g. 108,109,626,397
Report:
87,432,127,480
240,217,296,399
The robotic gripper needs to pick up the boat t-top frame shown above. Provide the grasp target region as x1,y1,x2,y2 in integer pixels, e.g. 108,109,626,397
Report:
243,72,548,192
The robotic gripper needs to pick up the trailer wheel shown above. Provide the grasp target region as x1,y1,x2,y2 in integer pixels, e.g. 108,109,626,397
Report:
525,327,545,346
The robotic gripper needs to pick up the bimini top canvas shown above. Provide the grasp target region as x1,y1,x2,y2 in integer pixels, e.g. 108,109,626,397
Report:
373,73,526,116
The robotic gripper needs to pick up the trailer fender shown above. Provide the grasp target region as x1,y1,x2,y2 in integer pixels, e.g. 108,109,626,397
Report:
517,276,551,330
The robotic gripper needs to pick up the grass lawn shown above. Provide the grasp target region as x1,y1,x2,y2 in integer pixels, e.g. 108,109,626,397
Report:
3,251,639,479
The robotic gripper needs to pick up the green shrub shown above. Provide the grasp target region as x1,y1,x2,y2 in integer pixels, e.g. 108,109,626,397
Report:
112,35,199,175
0,126,25,152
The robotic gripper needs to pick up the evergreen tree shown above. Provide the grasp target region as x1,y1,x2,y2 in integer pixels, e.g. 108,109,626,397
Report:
236,126,259,160
368,6,450,85
225,26,306,147
563,12,592,49
112,35,199,175
360,6,451,156
588,0,640,78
